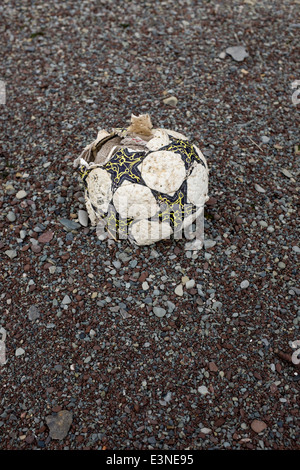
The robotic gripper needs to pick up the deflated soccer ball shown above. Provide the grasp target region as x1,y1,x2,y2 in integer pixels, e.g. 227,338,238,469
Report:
73,114,209,246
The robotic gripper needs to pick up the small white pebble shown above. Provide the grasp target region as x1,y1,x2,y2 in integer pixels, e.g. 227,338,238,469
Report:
200,427,212,434
240,280,249,289
15,347,25,357
185,279,195,289
198,385,209,395
16,190,27,199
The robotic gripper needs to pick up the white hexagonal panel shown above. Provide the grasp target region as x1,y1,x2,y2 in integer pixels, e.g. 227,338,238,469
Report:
85,168,112,213
187,163,209,206
113,183,159,220
141,150,186,194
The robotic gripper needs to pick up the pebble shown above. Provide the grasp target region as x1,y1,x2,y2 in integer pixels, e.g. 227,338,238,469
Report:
20,230,27,239
250,420,267,433
78,209,89,227
38,231,54,244
31,244,41,253
15,347,25,356
142,281,149,290
5,249,17,259
209,362,218,372
278,262,286,269
16,190,27,199
240,280,250,289
7,211,16,222
198,385,209,395
261,135,270,143
119,252,132,263
112,260,121,269
185,279,195,289
115,67,125,75
259,221,268,227
292,246,300,253
153,307,166,318
254,183,266,193
175,284,183,296
226,45,249,62
28,305,41,321
163,96,178,106
148,436,156,445
59,218,81,231
45,410,73,440
280,168,293,178
62,295,71,305
167,301,176,312
200,427,212,434
204,239,216,249
212,301,222,311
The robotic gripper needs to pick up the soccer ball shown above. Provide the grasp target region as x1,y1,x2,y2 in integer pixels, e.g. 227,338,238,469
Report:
74,114,209,246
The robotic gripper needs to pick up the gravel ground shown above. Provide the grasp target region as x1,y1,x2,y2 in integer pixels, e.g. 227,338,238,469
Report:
0,0,299,451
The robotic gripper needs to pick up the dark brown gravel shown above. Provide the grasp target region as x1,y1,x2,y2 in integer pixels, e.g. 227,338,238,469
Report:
0,0,299,451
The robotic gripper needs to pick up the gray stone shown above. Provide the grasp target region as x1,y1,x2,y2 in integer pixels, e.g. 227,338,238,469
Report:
58,218,81,231
45,410,73,440
175,284,183,296
112,260,121,269
163,96,178,106
15,347,25,357
118,252,132,263
185,279,195,289
129,259,138,268
281,168,293,178
198,385,209,395
148,436,156,445
254,183,266,193
16,190,27,199
226,45,249,62
259,220,268,227
204,239,216,249
212,301,222,311
240,280,250,289
62,295,71,305
153,307,166,318
78,209,89,227
28,305,40,321
5,249,17,259
7,211,16,222
150,249,159,258
167,301,176,313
